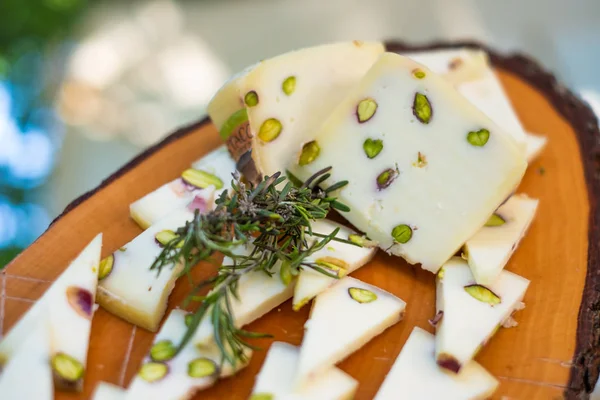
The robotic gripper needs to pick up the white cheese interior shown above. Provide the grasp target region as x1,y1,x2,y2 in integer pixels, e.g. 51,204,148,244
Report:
293,219,376,310
374,327,498,400
97,210,192,331
129,146,235,229
126,309,250,400
291,52,527,272
251,341,358,400
0,233,101,382
92,382,126,400
524,132,548,163
0,318,53,400
295,276,405,388
436,258,529,371
465,194,539,284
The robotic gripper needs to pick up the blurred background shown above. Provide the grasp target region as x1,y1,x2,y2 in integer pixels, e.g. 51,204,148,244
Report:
0,0,598,267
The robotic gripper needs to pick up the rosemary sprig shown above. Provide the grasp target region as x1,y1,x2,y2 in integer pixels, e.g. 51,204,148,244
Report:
150,168,353,366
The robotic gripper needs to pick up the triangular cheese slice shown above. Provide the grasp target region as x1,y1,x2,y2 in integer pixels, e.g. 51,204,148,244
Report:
129,146,236,229
295,276,406,388
524,132,548,163
92,382,126,400
293,219,376,310
250,342,357,400
126,309,250,400
374,327,498,400
465,194,538,285
208,41,385,179
0,318,53,400
435,258,529,372
0,234,102,391
97,209,192,332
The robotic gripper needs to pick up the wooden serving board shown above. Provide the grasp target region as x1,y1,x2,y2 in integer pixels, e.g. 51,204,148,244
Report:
2,42,599,400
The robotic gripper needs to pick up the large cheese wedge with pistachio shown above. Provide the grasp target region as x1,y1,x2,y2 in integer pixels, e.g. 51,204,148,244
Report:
435,257,529,373
129,146,235,229
0,234,101,391
97,209,192,331
208,41,385,181
0,318,53,400
465,194,539,284
126,309,250,400
92,382,126,400
292,219,376,311
291,52,527,272
295,276,406,388
374,327,498,400
250,342,358,400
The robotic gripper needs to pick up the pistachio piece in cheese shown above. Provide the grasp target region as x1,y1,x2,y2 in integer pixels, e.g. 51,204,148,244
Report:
435,258,529,373
251,342,358,400
290,52,526,272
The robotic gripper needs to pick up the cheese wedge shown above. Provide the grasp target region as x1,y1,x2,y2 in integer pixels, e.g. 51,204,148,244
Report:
0,318,53,400
0,234,101,391
465,194,539,285
436,257,529,372
295,276,405,388
126,309,250,400
130,146,235,229
208,41,385,181
293,219,376,311
92,382,126,400
251,342,358,400
291,52,527,272
407,48,528,150
524,132,548,163
374,327,498,400
97,209,192,331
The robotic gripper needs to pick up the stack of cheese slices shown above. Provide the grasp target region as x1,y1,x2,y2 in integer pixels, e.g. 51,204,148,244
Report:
0,41,545,400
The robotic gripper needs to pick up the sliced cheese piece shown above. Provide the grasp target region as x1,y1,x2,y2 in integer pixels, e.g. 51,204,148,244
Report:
0,234,101,391
0,318,53,400
293,219,376,310
524,132,548,163
465,194,539,285
251,342,358,400
291,52,527,272
295,276,405,388
97,209,192,331
436,257,529,372
208,41,385,181
408,49,528,150
92,382,126,400
129,146,235,229
374,327,498,400
126,309,250,400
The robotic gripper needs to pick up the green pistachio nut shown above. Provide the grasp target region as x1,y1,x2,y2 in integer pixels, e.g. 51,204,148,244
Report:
51,353,84,383
139,362,169,383
188,357,219,379
250,394,275,400
348,287,377,303
464,284,501,305
413,93,432,124
279,261,294,286
315,257,349,278
244,91,259,107
485,213,506,227
98,254,114,281
298,140,320,166
282,76,296,95
363,138,383,159
357,98,378,123
66,286,93,319
348,234,377,248
150,340,176,362
258,118,282,142
467,129,490,147
155,230,184,248
391,224,413,244
181,168,224,190
412,68,426,79
376,168,397,189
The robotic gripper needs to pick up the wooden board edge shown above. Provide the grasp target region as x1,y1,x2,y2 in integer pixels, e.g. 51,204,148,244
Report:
8,40,599,398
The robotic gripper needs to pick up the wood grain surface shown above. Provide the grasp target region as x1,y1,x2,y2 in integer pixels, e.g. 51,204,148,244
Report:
1,44,598,400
